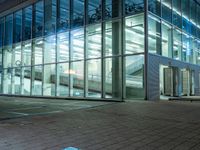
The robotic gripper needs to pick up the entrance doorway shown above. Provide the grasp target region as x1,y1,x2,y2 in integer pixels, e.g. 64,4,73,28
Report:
160,65,195,100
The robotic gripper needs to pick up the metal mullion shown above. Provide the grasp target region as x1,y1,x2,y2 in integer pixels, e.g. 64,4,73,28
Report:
101,21,105,98
144,0,149,100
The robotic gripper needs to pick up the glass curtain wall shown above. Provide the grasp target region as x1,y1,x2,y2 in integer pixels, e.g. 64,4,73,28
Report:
0,0,146,100
148,0,200,65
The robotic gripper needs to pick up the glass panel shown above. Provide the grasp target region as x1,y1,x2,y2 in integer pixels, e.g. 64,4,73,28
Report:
105,57,122,98
21,67,31,95
161,0,172,23
34,1,44,38
125,0,144,15
57,63,69,96
148,0,161,16
70,61,84,97
14,10,22,43
161,21,172,57
3,46,12,68
148,15,161,54
32,65,42,95
86,59,101,98
0,18,4,48
86,24,101,58
22,40,32,66
3,69,12,94
173,29,182,60
14,68,21,94
57,32,69,62
33,38,43,65
13,43,22,67
4,14,13,46
125,14,144,54
182,33,190,62
43,64,56,96
0,70,2,93
88,0,101,24
23,6,32,40
44,35,56,64
172,0,181,29
44,0,56,35
72,0,84,28
105,20,121,56
57,0,70,32
125,55,144,99
71,28,84,60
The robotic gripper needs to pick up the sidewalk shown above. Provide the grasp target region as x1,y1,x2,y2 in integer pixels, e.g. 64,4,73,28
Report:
0,97,200,150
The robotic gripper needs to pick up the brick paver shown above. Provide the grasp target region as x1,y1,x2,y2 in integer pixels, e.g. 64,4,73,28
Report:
0,98,200,150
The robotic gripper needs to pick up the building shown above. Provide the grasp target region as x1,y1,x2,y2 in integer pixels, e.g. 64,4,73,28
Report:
0,0,200,101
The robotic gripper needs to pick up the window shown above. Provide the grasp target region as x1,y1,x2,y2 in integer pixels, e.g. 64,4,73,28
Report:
23,6,32,40
4,14,13,46
148,0,161,16
72,0,84,28
148,15,161,54
71,28,84,60
173,29,182,60
125,0,144,15
14,10,22,43
44,0,56,35
86,24,102,58
125,55,144,99
125,14,144,54
57,32,69,62
88,0,101,24
32,65,43,95
34,1,44,38
57,0,70,32
161,21,172,57
161,0,172,23
44,35,56,64
172,0,181,29
0,18,4,48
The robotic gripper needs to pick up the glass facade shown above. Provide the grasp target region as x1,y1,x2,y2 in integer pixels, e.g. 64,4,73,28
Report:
0,0,200,100
148,0,200,65
0,0,145,100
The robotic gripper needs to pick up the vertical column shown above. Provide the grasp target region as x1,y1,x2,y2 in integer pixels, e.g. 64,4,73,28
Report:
111,0,122,98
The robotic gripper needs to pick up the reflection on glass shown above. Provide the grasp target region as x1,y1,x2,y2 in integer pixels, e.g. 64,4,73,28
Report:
70,61,84,97
125,14,144,54
125,0,144,15
57,32,69,62
32,65,42,95
34,1,44,38
182,33,190,62
125,55,144,99
105,57,121,98
88,0,101,24
23,6,32,40
57,63,69,96
23,40,32,66
44,0,56,35
0,18,4,48
86,24,101,58
162,0,172,23
57,0,69,32
43,64,56,96
72,0,84,27
44,35,56,64
14,10,22,43
148,0,160,16
172,0,181,29
3,46,12,68
86,59,101,98
4,14,13,46
34,38,43,65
